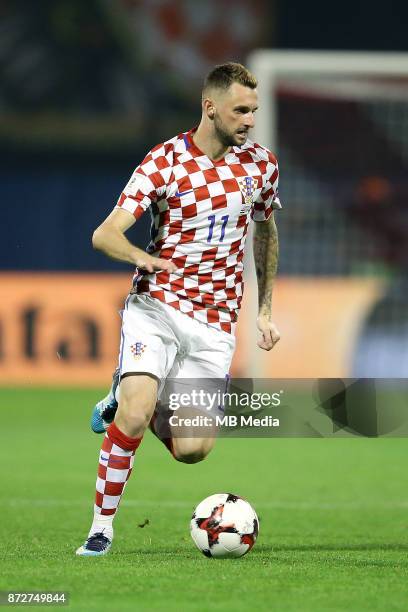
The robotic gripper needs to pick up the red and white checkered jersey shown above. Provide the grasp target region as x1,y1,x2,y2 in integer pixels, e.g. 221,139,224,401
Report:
116,127,281,334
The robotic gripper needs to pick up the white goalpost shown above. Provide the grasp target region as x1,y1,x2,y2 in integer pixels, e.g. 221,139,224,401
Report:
242,51,408,378
248,50,408,151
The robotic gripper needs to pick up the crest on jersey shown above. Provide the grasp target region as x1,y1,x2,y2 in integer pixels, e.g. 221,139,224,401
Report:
130,341,146,360
238,176,258,207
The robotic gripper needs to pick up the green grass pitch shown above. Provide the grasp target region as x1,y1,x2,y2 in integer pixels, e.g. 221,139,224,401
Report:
1,388,408,611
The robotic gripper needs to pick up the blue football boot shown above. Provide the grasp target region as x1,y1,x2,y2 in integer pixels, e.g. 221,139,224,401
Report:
91,368,120,433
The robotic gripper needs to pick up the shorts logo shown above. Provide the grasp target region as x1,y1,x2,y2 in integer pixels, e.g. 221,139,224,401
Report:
238,176,258,212
130,341,146,359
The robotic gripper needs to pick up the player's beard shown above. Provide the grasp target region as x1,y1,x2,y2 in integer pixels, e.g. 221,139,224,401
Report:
213,115,247,147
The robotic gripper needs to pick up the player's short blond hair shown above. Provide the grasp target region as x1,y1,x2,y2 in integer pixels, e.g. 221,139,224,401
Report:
203,62,257,96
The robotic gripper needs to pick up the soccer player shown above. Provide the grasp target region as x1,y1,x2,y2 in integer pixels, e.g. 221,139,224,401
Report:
76,62,281,556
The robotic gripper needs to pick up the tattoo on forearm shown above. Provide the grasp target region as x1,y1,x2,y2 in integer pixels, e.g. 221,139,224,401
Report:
253,218,279,315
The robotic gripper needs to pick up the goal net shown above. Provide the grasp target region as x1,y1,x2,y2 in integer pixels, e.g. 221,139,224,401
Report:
241,51,408,377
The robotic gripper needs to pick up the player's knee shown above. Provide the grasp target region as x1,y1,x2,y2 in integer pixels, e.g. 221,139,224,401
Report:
172,439,213,464
174,449,208,464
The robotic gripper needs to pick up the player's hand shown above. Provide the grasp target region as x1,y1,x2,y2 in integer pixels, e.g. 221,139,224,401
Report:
256,315,280,351
132,250,177,274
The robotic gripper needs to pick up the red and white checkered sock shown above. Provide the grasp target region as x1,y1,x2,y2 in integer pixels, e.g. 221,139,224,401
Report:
90,422,142,538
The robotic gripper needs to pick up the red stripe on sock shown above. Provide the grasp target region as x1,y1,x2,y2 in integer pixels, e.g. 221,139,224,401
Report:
100,508,116,516
95,491,104,508
102,436,113,453
107,422,143,451
98,464,107,479
104,481,126,496
107,455,132,470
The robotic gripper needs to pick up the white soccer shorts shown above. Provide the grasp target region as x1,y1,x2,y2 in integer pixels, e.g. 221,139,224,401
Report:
118,294,236,410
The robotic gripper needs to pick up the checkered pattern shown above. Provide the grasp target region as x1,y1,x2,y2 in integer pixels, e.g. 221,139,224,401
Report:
116,128,281,334
94,432,139,517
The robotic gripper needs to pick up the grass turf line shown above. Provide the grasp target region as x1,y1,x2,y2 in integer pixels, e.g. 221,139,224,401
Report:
1,388,408,611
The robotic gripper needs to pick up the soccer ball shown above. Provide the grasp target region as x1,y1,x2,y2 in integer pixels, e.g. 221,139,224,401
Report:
190,493,259,558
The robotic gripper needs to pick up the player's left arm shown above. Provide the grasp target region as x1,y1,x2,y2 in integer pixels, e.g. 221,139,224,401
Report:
253,211,280,351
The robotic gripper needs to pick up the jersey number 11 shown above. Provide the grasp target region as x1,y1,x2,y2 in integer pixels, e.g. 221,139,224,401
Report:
207,214,229,243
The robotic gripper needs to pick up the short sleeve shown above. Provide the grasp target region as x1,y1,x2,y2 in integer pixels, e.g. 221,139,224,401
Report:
251,155,282,223
115,144,172,219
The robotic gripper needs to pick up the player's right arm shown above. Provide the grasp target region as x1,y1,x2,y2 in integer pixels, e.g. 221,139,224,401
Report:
92,208,176,273
93,144,176,274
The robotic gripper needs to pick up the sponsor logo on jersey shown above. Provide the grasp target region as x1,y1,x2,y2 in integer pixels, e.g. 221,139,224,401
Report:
238,176,258,212
130,341,146,359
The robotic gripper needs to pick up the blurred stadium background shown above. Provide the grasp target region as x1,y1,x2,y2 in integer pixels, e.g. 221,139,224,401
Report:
1,0,408,386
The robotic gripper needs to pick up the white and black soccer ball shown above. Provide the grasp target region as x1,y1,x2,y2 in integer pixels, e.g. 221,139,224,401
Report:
190,493,259,558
